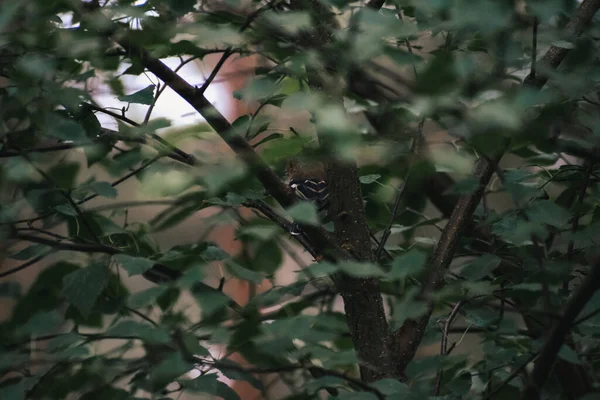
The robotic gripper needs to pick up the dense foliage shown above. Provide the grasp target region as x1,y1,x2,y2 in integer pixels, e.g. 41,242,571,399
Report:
2,0,600,398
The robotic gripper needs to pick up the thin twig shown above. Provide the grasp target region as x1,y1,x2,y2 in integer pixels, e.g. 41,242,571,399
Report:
85,103,198,165
434,299,468,395
14,233,121,255
143,55,203,125
6,156,161,225
0,249,55,278
196,48,233,95
375,121,422,259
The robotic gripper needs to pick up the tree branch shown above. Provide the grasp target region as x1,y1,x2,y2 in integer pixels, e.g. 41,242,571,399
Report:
521,256,600,399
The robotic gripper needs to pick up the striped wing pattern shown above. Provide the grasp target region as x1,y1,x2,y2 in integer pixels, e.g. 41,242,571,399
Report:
289,179,330,235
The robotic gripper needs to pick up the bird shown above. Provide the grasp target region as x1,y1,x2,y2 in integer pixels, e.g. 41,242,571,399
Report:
286,158,330,235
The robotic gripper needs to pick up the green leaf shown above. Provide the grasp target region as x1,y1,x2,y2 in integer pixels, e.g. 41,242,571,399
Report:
226,261,265,284
9,244,51,260
89,181,117,198
84,142,112,167
104,320,170,343
217,361,264,391
359,174,381,184
191,286,232,317
525,200,571,228
252,240,283,274
118,84,156,105
301,262,339,278
179,332,211,357
370,379,410,396
47,332,84,352
115,254,154,276
55,204,78,216
339,261,385,278
252,133,284,148
202,245,231,261
183,373,241,400
18,310,63,336
237,77,278,102
127,286,168,309
149,352,193,391
459,254,501,280
238,225,279,241
62,263,108,318
447,177,480,194
389,249,428,279
558,345,582,364
286,201,320,225
45,112,87,142
390,288,429,330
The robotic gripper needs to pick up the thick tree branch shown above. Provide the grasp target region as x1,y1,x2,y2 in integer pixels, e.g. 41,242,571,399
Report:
289,0,394,381
521,257,600,399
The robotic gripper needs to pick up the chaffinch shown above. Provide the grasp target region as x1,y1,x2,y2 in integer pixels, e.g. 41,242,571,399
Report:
286,159,330,235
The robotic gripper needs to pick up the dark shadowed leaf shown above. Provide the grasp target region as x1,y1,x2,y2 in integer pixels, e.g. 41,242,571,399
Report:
127,286,169,309
389,249,428,279
115,254,154,276
118,85,156,105
62,263,108,318
183,373,241,400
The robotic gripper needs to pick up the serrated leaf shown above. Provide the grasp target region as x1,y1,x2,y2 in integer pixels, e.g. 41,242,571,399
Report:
558,345,582,364
286,201,320,225
226,261,265,284
62,263,108,318
301,261,339,278
180,332,210,357
89,181,117,198
18,311,63,336
115,254,154,276
45,112,87,142
389,249,427,279
127,286,168,309
149,352,193,391
238,225,279,241
391,288,429,330
339,261,385,278
55,204,78,216
525,200,570,228
183,373,241,400
370,379,410,395
359,174,381,184
217,362,264,391
202,245,230,261
459,254,501,281
118,84,155,105
47,332,83,352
